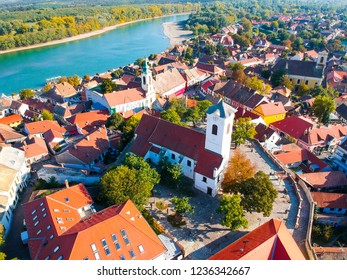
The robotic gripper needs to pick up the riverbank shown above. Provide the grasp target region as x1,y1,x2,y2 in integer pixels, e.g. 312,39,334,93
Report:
162,20,194,48
0,12,192,55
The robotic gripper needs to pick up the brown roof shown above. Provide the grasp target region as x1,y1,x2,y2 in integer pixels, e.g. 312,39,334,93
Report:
209,218,305,260
54,82,77,98
66,110,109,133
311,192,347,209
0,124,26,143
298,171,347,189
153,68,186,95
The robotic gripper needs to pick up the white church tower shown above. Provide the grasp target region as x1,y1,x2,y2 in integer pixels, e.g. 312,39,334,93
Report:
141,59,156,108
205,100,237,162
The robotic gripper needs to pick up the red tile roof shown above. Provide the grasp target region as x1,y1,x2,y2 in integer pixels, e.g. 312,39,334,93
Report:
21,136,49,159
299,125,347,146
298,171,347,189
130,114,223,178
0,114,22,125
66,110,109,133
209,218,305,260
271,115,314,139
25,120,65,135
311,192,347,209
23,186,166,260
104,87,146,108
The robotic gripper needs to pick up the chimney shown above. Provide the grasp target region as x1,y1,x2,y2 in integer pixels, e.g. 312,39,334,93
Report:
74,144,77,150
65,179,69,188
86,136,90,141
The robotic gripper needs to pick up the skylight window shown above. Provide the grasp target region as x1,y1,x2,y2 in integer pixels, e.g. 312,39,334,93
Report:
33,215,38,221
53,246,60,253
47,225,51,230
91,243,100,260
43,213,47,217
57,255,63,260
129,250,136,259
36,230,42,235
119,255,126,260
34,221,39,226
101,238,111,256
111,234,121,250
138,245,144,254
31,209,36,215
50,234,54,240
120,229,130,245
54,209,59,212
40,202,44,207
41,207,46,212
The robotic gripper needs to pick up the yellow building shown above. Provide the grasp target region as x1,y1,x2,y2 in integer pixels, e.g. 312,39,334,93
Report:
253,102,286,125
273,51,328,89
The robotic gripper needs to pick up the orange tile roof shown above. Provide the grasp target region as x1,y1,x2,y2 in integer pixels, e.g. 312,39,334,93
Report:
298,171,347,189
25,120,65,135
66,110,109,133
299,125,347,145
256,102,286,116
0,114,22,125
54,82,77,97
21,136,48,159
104,87,146,108
209,219,305,260
311,192,347,209
23,186,166,260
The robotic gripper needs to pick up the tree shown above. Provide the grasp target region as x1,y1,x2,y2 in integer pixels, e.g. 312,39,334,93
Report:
171,196,194,217
42,83,52,93
222,148,256,194
67,75,80,87
309,85,339,99
296,85,310,97
216,194,248,230
100,154,160,210
270,69,286,87
160,108,182,125
196,100,212,121
168,98,187,118
106,113,124,130
19,88,35,100
231,69,246,83
240,17,252,37
240,171,277,217
280,75,294,90
101,78,118,94
158,156,183,188
184,106,200,126
312,95,336,124
167,163,183,188
42,109,54,120
0,224,6,260
232,117,257,146
244,76,264,92
121,115,141,147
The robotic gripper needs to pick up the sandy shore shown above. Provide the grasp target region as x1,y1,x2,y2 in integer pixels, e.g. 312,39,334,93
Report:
0,13,192,55
162,21,194,48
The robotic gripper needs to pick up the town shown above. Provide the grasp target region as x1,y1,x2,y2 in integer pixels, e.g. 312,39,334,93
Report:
1,0,347,261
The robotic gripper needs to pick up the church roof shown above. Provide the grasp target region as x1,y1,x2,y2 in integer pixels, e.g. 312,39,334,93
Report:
130,114,223,178
206,100,237,118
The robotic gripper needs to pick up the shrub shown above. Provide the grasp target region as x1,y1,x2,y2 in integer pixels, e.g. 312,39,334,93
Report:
155,200,168,211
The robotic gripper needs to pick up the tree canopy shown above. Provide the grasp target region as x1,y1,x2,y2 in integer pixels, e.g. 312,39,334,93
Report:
216,194,248,230
312,95,336,124
100,153,160,210
232,117,257,146
171,196,194,217
19,88,35,100
0,224,6,260
100,78,118,94
106,113,124,130
41,109,54,120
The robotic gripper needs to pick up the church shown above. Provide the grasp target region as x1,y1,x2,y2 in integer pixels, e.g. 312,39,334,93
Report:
130,100,237,196
85,59,156,114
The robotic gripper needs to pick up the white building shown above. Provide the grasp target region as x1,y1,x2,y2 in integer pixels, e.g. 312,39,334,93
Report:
0,147,30,236
85,60,156,114
130,100,236,196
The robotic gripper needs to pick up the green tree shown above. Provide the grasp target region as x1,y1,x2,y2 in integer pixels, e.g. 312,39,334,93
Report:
240,171,277,217
222,148,256,194
232,117,257,146
280,75,294,90
216,194,248,230
121,115,141,147
67,75,80,87
0,224,6,260
184,106,200,127
106,113,124,130
296,85,310,97
167,163,183,189
101,78,118,94
168,98,187,118
160,108,182,125
196,100,212,121
19,88,35,100
270,69,287,87
312,95,336,124
100,154,159,210
244,76,264,92
42,109,54,120
310,85,339,99
171,196,194,217
42,83,52,93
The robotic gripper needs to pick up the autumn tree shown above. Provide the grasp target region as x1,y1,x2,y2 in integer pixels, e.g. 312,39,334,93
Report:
100,153,160,210
232,117,257,146
19,88,35,100
42,83,52,93
222,148,256,194
41,109,54,120
240,171,277,217
280,75,294,90
312,95,336,124
216,194,248,230
67,75,80,87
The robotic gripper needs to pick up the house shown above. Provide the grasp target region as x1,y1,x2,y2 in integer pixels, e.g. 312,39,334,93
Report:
270,93,291,107
153,67,187,97
0,96,12,118
181,67,208,88
254,123,281,146
272,51,328,89
130,100,236,196
253,102,286,125
22,98,55,115
23,120,66,138
0,124,26,145
152,62,188,75
297,171,347,192
331,136,347,175
19,136,49,165
273,143,329,172
0,147,30,236
210,33,233,46
271,85,292,97
335,103,347,124
10,100,29,117
297,124,347,153
271,115,314,142
209,219,305,260
41,82,78,104
234,108,266,126
85,61,156,115
22,184,168,260
66,110,109,134
43,128,66,152
55,126,109,172
195,62,225,77
0,114,22,128
311,192,347,215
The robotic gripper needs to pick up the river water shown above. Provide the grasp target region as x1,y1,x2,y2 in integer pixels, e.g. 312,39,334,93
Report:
0,14,189,95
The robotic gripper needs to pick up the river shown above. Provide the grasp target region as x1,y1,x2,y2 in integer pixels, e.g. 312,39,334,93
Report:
0,14,189,95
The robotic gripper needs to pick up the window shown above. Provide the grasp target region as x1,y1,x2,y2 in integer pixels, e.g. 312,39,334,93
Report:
42,207,46,212
320,57,324,64
119,255,126,260
91,243,100,260
50,234,54,240
171,153,175,160
45,256,50,260
47,225,51,230
138,245,144,254
33,215,38,221
36,230,42,235
142,76,146,85
57,255,63,260
101,239,111,256
212,124,218,135
111,234,121,250
43,213,47,218
53,246,60,253
121,229,130,245
187,160,191,167
83,257,89,260
63,209,70,213
129,250,136,259
297,79,300,84
34,221,39,227
202,177,207,183
31,210,36,215
66,217,74,221
305,80,308,85
53,209,59,212
40,202,44,207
